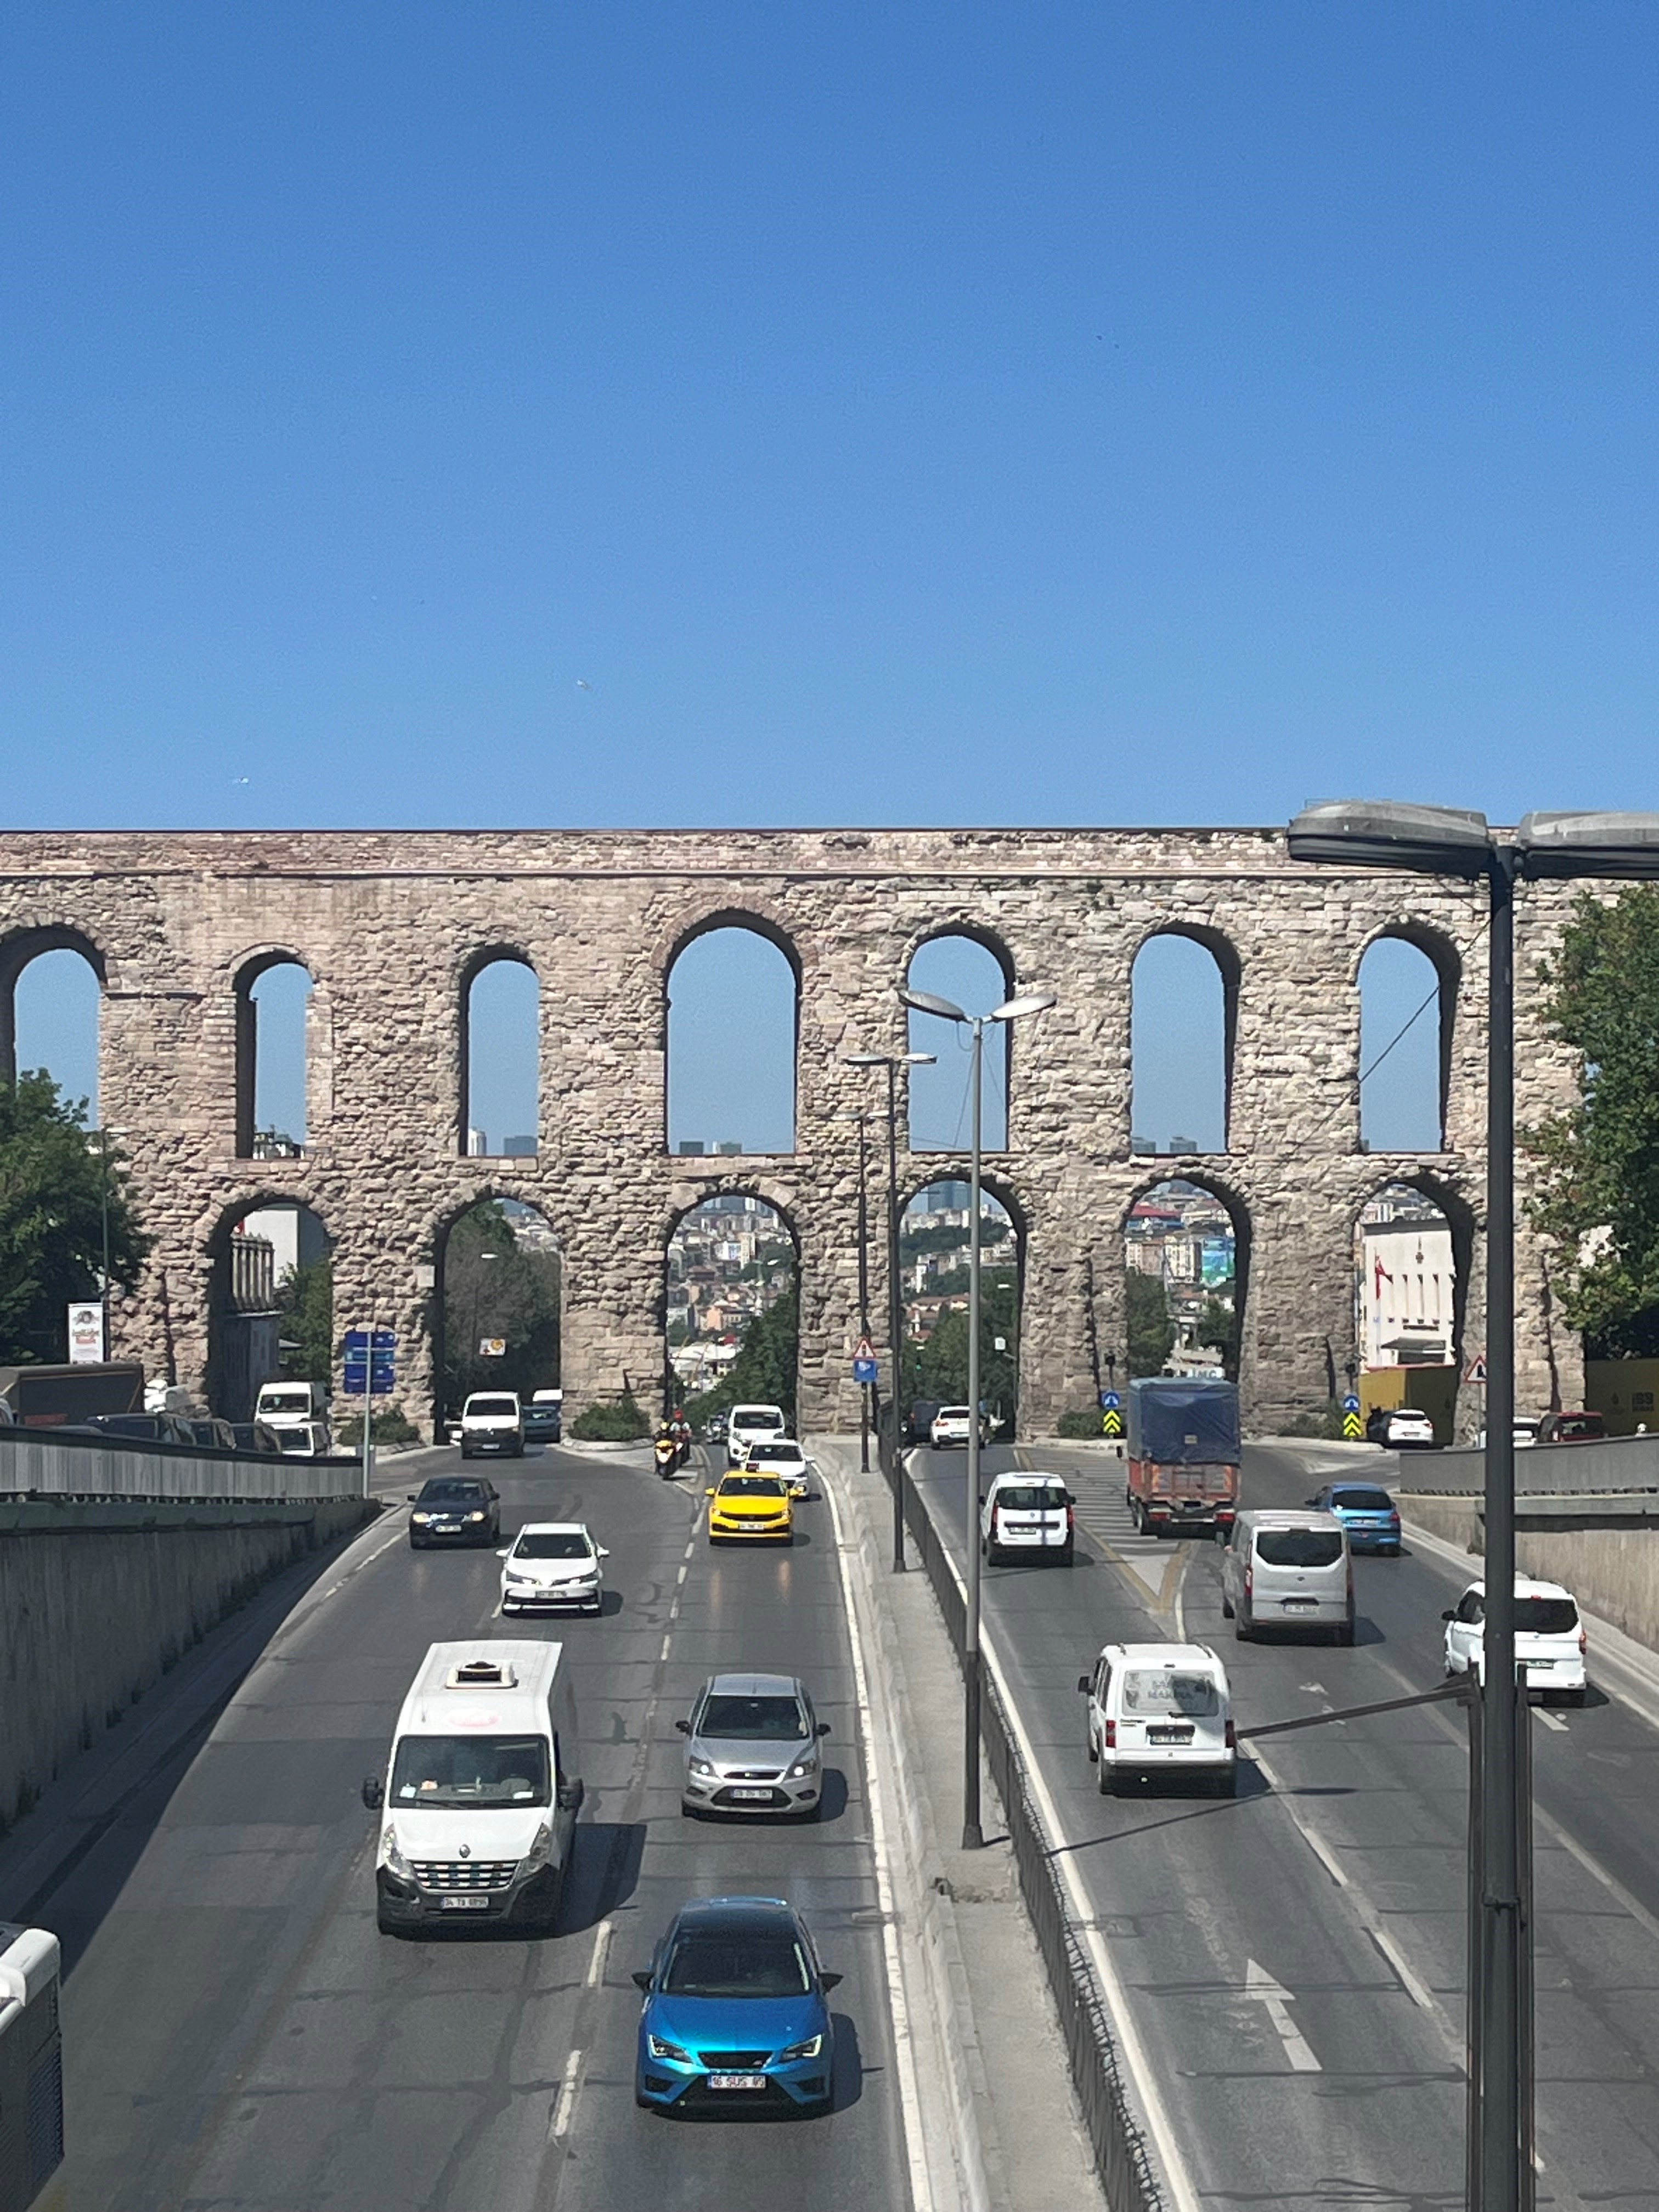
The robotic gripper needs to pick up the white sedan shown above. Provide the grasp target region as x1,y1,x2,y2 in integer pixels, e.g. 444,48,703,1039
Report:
498,1522,609,1616
742,1440,812,1496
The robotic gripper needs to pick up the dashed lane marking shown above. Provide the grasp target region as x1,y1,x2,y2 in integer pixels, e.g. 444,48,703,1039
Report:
585,1920,612,1990
550,2049,584,2138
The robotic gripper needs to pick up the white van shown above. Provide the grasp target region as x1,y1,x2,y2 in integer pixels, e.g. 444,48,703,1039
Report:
460,1391,524,1459
1079,1641,1236,1795
1442,1576,1588,1703
256,1380,328,1434
363,1642,583,1936
726,1402,787,1466
1221,1509,1354,1644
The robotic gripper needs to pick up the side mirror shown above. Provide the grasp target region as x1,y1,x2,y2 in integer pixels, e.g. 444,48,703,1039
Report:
1304,1497,1318,1508
820,1970,843,1992
556,1776,584,1814
495,1548,510,1559
361,1776,385,1810
1442,1609,1457,1623
631,1969,653,1992
405,1493,417,1503
674,1718,692,1735
816,1720,831,1737
1077,1675,1091,1695
599,1547,611,1558
704,1487,716,1497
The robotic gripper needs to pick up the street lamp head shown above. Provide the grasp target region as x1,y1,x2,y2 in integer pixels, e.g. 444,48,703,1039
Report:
899,987,968,1023
1515,810,1659,879
842,1053,888,1068
990,992,1056,1023
904,1051,937,1066
1286,799,1493,878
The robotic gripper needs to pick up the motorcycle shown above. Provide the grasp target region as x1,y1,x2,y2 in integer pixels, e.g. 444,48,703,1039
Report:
653,1433,680,1478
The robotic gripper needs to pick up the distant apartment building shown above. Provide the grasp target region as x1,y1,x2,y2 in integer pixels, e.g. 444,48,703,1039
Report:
1358,1198,1455,1368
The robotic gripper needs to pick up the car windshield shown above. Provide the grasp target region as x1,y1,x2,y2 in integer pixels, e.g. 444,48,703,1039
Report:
514,1533,591,1560
663,1930,812,1997
720,1476,786,1498
391,1734,550,1807
732,1410,782,1432
1516,1598,1579,1634
938,1408,970,1421
98,1415,160,1437
749,1446,802,1464
698,1694,809,1740
1556,1415,1602,1438
1255,1528,1344,1568
1331,1488,1395,1512
275,1430,312,1453
1121,1671,1221,1718
995,1485,1064,1510
467,1398,518,1418
420,1481,486,1503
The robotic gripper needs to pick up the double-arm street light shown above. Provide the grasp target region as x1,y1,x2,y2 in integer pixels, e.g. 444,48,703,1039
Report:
898,985,1055,1850
842,1051,935,1564
1288,801,1659,2212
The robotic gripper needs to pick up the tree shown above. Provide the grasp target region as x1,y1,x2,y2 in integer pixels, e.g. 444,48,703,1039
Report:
1523,885,1659,1351
0,1072,147,1365
442,1201,561,1412
1197,1290,1238,1375
1126,1271,1176,1377
276,1257,334,1383
901,1269,1018,1419
688,1285,799,1429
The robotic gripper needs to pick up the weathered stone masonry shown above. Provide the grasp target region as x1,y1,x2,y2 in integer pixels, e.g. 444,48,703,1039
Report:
0,827,1585,1437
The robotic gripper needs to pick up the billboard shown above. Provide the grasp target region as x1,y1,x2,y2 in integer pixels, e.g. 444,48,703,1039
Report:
1199,1238,1234,1289
66,1301,105,1364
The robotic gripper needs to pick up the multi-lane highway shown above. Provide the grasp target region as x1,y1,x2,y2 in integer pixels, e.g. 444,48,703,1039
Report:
910,1439,1659,2212
37,1442,913,2212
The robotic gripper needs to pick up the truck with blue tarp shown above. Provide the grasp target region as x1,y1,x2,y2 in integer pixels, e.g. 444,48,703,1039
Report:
1125,1377,1241,1536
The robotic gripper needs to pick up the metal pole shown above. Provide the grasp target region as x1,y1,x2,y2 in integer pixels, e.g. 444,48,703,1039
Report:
1466,1682,1485,2212
1481,850,1522,2212
362,1320,373,1503
857,1111,871,1473
887,1061,906,1573
100,1127,112,1361
963,1017,985,1850
1517,1678,1536,2212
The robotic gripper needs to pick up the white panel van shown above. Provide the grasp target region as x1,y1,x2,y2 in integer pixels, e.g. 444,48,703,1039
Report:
362,1642,583,1936
1220,1509,1354,1644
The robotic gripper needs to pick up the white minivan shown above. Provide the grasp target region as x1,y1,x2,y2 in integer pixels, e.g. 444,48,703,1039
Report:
363,1642,583,1935
1079,1641,1236,1795
1221,1509,1354,1644
981,1471,1076,1564
1442,1576,1588,1703
725,1402,787,1467
460,1390,524,1459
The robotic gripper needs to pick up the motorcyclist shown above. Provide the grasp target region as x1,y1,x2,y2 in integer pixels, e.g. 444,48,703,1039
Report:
654,1417,679,1476
669,1406,692,1466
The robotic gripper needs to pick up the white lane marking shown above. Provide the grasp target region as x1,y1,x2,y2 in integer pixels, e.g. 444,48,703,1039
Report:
1534,1707,1569,1733
820,1464,936,2212
658,1632,672,1662
550,2049,584,2138
1369,1924,1435,2013
585,1918,612,1990
1248,1745,1351,1886
1536,1803,1659,1949
1244,1958,1321,2072
675,1562,688,1585
315,1522,407,1602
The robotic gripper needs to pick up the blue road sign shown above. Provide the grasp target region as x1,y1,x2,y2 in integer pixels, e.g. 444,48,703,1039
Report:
343,1329,396,1396
853,1356,878,1385
1099,1390,1121,1410
1341,1393,1360,1413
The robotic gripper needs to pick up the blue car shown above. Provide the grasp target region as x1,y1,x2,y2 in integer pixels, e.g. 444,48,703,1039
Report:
1307,1481,1402,1555
633,1896,839,2116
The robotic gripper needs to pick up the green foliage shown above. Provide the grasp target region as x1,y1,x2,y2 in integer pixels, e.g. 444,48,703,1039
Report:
571,1395,649,1441
0,1073,148,1364
275,1257,334,1383
688,1286,800,1430
900,1270,1018,1421
1197,1293,1238,1375
1283,1400,1348,1441
336,1402,420,1445
1057,1408,1105,1438
442,1201,561,1413
1524,885,1659,1344
1126,1272,1176,1378
901,1216,1009,1261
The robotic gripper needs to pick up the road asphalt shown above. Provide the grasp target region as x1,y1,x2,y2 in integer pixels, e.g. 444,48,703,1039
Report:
31,1441,913,2212
909,1437,1659,2212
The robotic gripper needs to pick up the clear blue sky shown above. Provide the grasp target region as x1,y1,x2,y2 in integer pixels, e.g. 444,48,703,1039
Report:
3,3,1641,1150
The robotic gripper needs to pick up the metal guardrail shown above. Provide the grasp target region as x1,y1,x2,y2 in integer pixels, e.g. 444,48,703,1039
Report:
1398,1431,1659,1496
885,1441,1162,2212
0,1425,366,1504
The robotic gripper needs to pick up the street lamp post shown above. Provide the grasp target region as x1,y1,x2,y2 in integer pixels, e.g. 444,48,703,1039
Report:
898,985,1054,1852
843,1049,935,1571
96,1125,131,1361
1288,800,1659,2212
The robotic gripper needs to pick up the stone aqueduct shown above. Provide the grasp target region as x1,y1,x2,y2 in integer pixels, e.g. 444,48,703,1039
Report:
0,827,1584,1437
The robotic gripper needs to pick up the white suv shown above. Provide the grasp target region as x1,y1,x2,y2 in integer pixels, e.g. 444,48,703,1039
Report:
725,1402,787,1466
460,1391,524,1459
930,1406,981,1450
1079,1642,1236,1796
1442,1576,1588,1703
981,1471,1075,1564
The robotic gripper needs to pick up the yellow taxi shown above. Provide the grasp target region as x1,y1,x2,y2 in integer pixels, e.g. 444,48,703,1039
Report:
706,1471,795,1545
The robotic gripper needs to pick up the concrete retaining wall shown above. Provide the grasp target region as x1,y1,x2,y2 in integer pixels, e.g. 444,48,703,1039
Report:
1407,1432,1659,1496
0,1499,377,1830
1397,1493,1659,1656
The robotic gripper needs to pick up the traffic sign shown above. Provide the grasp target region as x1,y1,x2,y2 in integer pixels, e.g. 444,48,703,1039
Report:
1342,1410,1364,1440
1464,1355,1488,1385
343,1328,395,1396
1099,1389,1121,1411
853,1356,878,1385
1341,1393,1360,1414
853,1335,876,1363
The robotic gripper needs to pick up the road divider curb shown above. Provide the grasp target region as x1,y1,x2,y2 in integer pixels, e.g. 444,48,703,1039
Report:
815,1440,1000,2212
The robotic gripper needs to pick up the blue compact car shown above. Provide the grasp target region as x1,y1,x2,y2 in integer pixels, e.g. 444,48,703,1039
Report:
1307,1481,1403,1556
633,1897,839,2115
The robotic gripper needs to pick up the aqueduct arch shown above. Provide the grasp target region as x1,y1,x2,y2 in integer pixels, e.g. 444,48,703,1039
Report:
0,826,1581,1437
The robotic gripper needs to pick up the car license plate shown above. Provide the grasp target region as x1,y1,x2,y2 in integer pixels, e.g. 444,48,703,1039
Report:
439,1894,490,1911
728,1787,772,1801
1282,1598,1316,1610
1147,1728,1192,1745
1523,1659,1553,1670
707,2073,768,2091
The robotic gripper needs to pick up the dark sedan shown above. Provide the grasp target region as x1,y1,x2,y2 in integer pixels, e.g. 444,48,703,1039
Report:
523,1398,563,1444
408,1476,501,1549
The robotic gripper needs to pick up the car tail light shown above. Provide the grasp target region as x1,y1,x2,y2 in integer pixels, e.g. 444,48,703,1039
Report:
1224,1719,1236,1749
1578,1628,1588,1655
1102,1719,1116,1748
1244,1563,1252,1598
1065,1503,1076,1534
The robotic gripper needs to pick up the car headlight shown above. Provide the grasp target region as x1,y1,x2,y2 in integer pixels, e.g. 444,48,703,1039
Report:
467,1511,487,1522
780,2033,822,2062
411,1512,431,1523
504,1572,534,1587
688,1756,715,1776
518,1821,553,1872
380,1824,410,1878
647,2033,692,2064
785,1756,817,1780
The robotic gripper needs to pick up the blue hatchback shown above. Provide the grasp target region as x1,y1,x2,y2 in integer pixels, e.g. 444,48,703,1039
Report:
633,1896,839,2116
1307,1481,1402,1555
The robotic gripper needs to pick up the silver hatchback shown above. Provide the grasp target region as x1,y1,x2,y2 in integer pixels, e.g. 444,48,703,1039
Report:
676,1672,830,1820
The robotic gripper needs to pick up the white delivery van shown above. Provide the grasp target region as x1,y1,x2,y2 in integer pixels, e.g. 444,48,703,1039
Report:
363,1642,583,1936
256,1380,329,1440
1221,1509,1354,1645
1079,1641,1236,1796
725,1402,787,1466
461,1390,524,1459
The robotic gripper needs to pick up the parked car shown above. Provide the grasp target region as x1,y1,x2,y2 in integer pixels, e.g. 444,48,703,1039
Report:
1079,1642,1235,1796
523,1390,563,1444
1442,1576,1587,1703
1371,1406,1437,1449
1476,1421,1539,1450
1305,1481,1402,1555
86,1411,197,1449
676,1673,830,1820
408,1475,501,1548
228,1420,284,1455
1536,1410,1606,1444
980,1471,1076,1565
632,1896,839,2114
187,1417,239,1451
460,1391,524,1459
929,1405,983,1451
1220,1509,1354,1644
273,1420,330,1458
498,1522,608,1614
